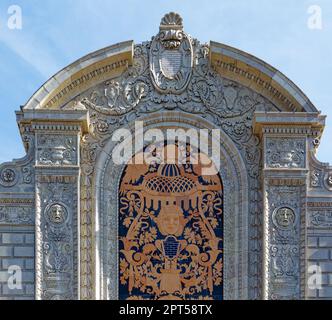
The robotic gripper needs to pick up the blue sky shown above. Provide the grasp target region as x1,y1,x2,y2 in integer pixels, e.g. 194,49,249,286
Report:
0,0,331,164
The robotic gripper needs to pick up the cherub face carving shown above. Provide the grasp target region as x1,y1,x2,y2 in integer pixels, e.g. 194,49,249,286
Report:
157,205,185,236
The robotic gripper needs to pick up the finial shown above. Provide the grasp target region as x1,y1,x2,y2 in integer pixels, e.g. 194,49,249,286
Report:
160,12,183,30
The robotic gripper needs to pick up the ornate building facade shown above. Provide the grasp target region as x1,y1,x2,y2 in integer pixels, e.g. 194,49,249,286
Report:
0,13,332,300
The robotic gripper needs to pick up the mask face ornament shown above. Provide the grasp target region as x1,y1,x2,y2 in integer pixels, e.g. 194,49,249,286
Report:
47,204,67,225
273,207,296,230
118,142,223,300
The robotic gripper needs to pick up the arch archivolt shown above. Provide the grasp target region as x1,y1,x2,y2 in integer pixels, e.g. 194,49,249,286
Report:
90,112,251,300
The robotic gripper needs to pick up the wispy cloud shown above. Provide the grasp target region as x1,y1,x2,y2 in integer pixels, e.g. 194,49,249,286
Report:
0,29,61,79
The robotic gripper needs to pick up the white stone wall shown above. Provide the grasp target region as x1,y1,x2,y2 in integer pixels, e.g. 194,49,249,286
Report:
0,229,35,300
307,231,332,299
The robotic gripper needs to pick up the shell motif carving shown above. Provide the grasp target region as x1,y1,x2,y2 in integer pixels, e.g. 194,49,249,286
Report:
150,13,193,94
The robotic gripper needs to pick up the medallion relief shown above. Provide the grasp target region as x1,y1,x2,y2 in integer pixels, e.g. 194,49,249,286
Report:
273,207,297,230
0,167,18,187
324,172,332,191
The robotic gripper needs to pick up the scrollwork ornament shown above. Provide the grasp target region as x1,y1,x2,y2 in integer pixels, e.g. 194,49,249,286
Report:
311,170,321,188
22,166,33,184
328,174,332,187
323,172,332,191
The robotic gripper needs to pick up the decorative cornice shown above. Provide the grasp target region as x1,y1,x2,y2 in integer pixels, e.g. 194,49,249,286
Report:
253,112,325,136
45,59,129,109
212,59,299,112
16,109,90,134
23,41,134,111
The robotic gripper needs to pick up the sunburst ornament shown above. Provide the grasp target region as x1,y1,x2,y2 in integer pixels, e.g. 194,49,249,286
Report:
160,12,183,29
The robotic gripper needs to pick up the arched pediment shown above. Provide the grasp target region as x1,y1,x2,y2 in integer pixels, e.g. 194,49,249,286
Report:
23,41,134,110
22,14,318,116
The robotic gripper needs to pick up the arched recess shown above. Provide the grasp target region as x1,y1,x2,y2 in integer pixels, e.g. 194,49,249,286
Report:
118,143,223,300
94,112,249,300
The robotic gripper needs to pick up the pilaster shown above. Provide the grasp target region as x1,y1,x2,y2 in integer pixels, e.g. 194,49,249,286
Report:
254,111,325,300
17,109,89,300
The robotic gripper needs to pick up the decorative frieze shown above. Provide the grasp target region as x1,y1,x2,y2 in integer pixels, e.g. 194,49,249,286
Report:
36,134,78,166
0,206,34,225
265,137,306,169
308,210,332,228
